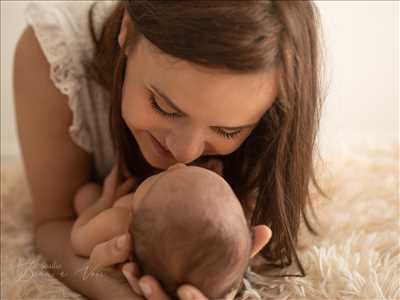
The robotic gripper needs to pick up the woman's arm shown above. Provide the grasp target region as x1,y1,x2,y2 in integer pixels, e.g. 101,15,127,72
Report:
37,219,143,300
13,26,139,299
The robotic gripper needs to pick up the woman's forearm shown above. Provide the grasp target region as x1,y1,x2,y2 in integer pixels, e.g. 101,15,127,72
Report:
35,219,143,300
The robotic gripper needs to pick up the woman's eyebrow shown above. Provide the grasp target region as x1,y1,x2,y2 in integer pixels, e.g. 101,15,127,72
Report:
148,84,258,130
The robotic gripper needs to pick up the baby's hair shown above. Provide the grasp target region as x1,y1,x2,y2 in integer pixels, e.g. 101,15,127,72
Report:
128,197,252,299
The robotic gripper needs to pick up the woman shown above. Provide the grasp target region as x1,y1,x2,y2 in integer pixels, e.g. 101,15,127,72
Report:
14,0,326,299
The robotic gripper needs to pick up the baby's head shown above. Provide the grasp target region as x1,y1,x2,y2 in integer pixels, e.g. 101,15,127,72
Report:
128,163,252,299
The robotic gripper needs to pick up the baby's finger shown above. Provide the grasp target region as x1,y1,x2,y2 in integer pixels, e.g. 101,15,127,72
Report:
122,164,133,178
138,275,171,300
122,262,143,295
177,285,209,300
103,164,120,199
115,177,138,199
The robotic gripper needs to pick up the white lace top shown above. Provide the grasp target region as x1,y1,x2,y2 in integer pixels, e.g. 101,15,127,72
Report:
24,0,118,181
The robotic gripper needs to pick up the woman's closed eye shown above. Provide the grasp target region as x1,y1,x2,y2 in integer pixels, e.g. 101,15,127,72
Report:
149,94,180,119
148,94,243,139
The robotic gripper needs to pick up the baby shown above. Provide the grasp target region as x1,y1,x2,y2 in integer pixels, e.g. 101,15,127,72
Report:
71,163,252,300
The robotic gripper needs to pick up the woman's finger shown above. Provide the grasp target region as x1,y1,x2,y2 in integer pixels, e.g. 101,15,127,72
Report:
177,285,209,300
138,275,171,300
88,233,132,273
122,262,143,296
121,261,141,279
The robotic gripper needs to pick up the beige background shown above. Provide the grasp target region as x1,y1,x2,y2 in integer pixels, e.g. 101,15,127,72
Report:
1,1,398,159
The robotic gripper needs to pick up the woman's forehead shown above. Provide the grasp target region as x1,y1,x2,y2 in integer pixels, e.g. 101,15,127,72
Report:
130,39,279,127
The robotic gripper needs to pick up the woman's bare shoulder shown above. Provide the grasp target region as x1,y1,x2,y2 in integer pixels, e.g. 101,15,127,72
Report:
14,25,94,231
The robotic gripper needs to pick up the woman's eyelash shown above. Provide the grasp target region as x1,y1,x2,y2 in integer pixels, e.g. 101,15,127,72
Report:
213,127,242,139
148,94,242,139
149,95,180,119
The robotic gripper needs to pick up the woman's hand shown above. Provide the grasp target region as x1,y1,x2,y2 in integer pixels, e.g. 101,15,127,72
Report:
90,261,146,300
121,264,209,300
87,233,146,297
87,235,204,300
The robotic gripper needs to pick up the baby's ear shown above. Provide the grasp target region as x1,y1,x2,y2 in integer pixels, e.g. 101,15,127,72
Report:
250,225,272,258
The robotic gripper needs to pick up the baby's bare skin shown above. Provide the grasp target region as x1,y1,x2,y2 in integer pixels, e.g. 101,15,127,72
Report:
71,185,135,258
70,161,225,259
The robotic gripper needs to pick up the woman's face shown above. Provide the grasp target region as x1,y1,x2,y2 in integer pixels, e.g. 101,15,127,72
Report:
121,38,279,170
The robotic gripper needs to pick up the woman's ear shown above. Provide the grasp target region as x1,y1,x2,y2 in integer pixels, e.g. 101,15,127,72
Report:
250,225,272,258
118,10,131,54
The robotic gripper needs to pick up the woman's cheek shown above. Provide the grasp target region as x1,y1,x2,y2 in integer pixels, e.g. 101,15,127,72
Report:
122,95,160,130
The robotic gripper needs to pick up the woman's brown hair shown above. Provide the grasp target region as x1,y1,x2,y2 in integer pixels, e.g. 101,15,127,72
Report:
86,0,328,278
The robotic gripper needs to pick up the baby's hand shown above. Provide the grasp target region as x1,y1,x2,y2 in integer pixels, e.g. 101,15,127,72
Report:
101,163,138,205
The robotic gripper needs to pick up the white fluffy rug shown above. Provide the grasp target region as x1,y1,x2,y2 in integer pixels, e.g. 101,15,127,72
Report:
1,144,399,300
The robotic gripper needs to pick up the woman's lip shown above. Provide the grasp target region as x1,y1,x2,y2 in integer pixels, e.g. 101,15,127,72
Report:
150,134,172,156
158,139,169,152
155,137,169,152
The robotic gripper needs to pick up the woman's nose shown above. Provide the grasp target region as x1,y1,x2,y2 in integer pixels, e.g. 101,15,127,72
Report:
165,127,205,164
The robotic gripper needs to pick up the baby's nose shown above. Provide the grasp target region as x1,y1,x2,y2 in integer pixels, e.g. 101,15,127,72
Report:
167,163,186,171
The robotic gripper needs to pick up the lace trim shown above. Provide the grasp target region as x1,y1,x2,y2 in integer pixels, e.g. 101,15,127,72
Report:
24,2,93,153
91,1,118,41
